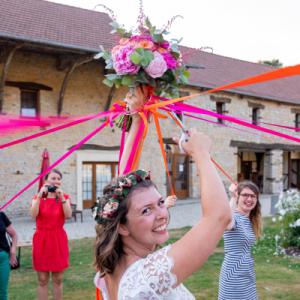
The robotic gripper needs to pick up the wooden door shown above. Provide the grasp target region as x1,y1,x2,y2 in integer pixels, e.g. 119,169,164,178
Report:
171,153,189,199
290,159,300,188
241,161,252,180
82,162,117,209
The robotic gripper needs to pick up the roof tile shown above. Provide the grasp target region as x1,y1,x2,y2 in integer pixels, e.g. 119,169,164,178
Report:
0,0,299,104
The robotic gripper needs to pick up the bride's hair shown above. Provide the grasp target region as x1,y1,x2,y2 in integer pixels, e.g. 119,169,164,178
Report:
94,179,155,276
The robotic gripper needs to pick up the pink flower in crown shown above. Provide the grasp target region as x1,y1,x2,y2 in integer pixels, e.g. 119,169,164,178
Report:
145,51,168,78
112,44,140,75
161,52,177,69
102,201,119,218
119,178,132,188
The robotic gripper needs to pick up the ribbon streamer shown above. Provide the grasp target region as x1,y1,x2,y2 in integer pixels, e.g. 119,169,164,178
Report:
0,111,112,150
2,64,300,209
0,117,119,211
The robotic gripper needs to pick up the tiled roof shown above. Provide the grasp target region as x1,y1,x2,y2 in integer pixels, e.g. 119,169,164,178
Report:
181,47,300,104
0,0,299,104
0,0,115,51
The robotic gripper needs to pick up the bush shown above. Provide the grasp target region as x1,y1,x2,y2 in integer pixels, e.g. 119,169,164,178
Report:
274,189,300,249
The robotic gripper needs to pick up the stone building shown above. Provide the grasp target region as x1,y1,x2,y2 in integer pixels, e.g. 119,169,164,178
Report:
1,0,300,215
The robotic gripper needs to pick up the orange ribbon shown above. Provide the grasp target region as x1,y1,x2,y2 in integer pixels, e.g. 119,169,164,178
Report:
151,108,175,195
167,111,236,184
145,64,300,111
116,63,300,185
210,158,237,185
96,288,103,300
131,111,149,170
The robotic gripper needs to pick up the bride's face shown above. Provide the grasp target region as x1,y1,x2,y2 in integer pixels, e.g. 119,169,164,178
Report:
123,186,169,250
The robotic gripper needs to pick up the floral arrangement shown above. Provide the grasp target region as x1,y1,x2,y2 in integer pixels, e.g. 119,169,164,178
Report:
273,189,300,250
92,169,151,224
95,2,189,98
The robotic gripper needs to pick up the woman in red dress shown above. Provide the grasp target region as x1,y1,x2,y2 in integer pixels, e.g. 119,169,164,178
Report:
31,169,72,300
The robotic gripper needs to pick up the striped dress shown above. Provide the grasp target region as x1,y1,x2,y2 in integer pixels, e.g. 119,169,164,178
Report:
218,211,257,300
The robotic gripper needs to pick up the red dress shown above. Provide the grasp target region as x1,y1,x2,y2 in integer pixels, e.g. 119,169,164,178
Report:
32,194,70,272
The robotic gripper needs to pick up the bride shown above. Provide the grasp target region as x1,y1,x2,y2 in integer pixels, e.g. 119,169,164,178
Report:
93,86,231,299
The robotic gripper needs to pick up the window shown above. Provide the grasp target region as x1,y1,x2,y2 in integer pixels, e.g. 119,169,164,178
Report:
295,113,300,132
82,162,118,209
20,90,39,117
216,102,225,124
252,107,260,125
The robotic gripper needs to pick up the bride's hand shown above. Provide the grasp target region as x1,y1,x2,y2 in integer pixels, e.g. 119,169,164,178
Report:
173,128,212,160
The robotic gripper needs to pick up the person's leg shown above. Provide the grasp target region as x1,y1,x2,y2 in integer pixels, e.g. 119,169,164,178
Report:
52,271,63,300
0,251,10,300
37,271,49,300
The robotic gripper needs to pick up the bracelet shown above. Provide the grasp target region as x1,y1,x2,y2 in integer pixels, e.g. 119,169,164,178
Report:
61,200,67,204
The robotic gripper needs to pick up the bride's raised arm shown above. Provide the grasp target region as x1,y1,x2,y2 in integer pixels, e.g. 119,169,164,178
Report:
119,86,149,175
169,129,231,285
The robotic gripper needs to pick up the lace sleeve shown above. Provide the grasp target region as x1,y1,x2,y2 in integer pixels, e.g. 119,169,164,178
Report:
142,245,177,296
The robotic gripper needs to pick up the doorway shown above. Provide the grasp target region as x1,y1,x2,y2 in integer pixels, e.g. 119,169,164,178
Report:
82,162,118,209
167,153,189,198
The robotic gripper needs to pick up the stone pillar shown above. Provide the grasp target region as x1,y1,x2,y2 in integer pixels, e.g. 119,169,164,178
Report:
189,159,200,198
263,150,283,194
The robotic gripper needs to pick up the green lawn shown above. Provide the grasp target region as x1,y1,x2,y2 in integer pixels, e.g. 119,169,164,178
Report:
10,219,300,299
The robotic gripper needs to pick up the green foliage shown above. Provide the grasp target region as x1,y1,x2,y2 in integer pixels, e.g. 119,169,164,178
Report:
94,15,189,98
130,48,154,67
110,21,132,38
258,59,283,68
274,189,300,249
9,222,300,299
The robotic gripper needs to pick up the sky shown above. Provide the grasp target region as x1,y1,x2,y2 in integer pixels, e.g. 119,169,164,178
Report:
48,0,300,66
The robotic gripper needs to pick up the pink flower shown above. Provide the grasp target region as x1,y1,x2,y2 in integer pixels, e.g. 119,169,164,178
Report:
135,40,154,49
161,52,177,69
111,45,122,56
119,38,130,45
112,45,140,75
145,51,168,78
130,34,153,42
159,41,170,49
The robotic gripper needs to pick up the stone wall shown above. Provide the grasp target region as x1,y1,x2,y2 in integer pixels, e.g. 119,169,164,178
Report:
1,51,300,215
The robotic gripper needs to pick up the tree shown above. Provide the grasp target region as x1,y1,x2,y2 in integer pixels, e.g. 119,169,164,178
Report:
258,59,283,68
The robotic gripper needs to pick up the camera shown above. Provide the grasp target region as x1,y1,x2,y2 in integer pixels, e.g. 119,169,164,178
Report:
47,185,57,193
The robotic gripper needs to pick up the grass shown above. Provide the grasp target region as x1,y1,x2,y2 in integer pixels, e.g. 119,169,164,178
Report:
9,219,300,299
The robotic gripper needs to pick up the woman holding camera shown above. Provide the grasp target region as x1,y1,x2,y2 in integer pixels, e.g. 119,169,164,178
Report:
31,169,72,300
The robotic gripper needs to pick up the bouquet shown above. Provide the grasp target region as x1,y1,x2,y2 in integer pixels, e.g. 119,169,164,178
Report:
96,3,189,98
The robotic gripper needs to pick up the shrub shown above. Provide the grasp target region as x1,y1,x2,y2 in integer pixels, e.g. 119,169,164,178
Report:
274,189,300,249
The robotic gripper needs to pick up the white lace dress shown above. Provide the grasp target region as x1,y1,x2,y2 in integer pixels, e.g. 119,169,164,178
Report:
94,245,195,300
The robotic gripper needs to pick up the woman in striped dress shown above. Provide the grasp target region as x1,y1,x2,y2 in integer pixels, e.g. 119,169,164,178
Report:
218,181,262,300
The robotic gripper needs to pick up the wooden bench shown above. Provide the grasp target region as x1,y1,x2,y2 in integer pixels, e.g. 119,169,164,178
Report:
71,204,83,222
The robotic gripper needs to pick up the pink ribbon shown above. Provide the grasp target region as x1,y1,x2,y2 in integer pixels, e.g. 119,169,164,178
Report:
0,115,120,211
123,118,146,174
0,111,112,150
168,102,300,143
118,118,127,175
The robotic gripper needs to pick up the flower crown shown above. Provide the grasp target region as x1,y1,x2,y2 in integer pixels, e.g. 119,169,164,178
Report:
92,169,151,224
95,1,189,98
